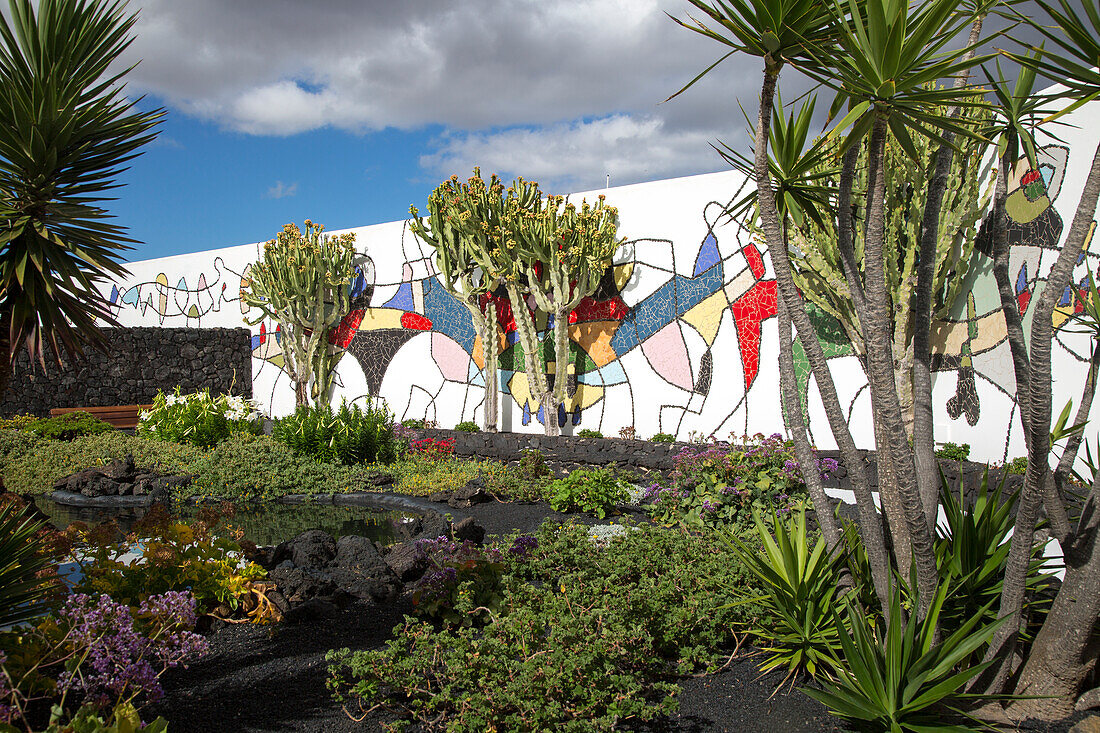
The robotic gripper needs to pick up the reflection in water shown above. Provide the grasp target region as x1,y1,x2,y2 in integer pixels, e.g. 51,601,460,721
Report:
35,498,416,547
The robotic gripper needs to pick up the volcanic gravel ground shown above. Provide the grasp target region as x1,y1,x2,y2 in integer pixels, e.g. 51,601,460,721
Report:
147,495,1094,733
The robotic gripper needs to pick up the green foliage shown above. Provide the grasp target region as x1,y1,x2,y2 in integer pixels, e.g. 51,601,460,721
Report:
935,471,1055,645
647,434,822,532
137,388,263,449
241,220,358,407
1003,456,1028,475
37,702,168,733
387,453,509,496
0,0,163,375
548,468,629,519
272,399,396,465
0,431,203,496
327,522,764,731
727,508,847,681
649,432,676,443
453,421,480,433
805,579,1008,732
480,449,552,502
935,442,971,462
20,413,115,441
0,497,58,628
189,433,375,501
68,505,277,623
400,418,433,429
411,538,506,626
576,428,603,439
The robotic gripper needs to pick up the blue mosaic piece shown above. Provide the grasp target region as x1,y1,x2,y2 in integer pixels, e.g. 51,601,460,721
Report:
522,401,531,425
383,281,414,311
557,403,567,428
422,277,476,352
572,405,582,425
693,233,720,276
536,402,545,425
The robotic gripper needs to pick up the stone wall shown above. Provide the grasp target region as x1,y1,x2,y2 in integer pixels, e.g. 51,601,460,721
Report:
1,327,252,417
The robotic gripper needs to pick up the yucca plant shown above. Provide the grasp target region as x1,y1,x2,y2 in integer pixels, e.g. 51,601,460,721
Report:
725,507,849,683
805,577,1009,732
0,0,163,397
272,398,396,466
935,470,1056,644
0,498,57,628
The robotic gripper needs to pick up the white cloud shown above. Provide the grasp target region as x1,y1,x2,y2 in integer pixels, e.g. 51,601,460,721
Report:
420,114,738,191
265,181,299,199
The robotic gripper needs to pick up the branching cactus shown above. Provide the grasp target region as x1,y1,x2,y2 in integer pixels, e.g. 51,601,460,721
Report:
509,194,622,435
409,170,537,431
788,106,992,431
242,220,357,408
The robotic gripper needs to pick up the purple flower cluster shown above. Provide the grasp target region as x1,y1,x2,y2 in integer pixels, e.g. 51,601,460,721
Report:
508,535,538,559
57,592,208,706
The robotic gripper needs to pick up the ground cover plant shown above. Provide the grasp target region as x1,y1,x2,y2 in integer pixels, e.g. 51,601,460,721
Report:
0,412,115,442
327,520,766,731
384,451,511,496
547,467,630,518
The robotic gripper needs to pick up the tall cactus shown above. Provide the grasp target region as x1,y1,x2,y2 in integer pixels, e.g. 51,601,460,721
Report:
242,221,357,408
509,194,622,435
788,103,993,430
408,170,534,431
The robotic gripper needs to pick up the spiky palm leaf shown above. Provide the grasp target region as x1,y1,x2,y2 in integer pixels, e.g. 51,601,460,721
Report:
0,0,163,383
0,499,56,628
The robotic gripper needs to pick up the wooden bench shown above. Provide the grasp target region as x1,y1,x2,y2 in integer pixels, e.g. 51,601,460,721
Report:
49,405,153,430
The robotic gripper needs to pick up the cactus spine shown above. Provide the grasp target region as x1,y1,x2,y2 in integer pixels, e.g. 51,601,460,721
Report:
242,221,357,408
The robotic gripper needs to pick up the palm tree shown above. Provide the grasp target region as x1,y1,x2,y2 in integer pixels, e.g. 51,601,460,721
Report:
0,0,164,397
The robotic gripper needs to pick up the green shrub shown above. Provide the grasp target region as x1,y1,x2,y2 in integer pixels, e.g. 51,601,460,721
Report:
272,398,397,465
0,414,38,431
576,428,603,438
12,412,115,441
935,441,970,461
0,428,41,466
137,388,264,449
388,453,509,496
327,521,764,731
453,420,480,432
411,537,506,626
650,432,676,443
401,417,435,429
548,467,630,518
1,431,204,495
1004,456,1028,475
189,433,373,500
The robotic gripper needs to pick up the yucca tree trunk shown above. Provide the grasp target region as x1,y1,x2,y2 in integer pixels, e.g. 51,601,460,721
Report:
912,14,986,531
0,306,10,399
859,114,938,615
986,137,1100,695
506,281,556,436
753,59,891,606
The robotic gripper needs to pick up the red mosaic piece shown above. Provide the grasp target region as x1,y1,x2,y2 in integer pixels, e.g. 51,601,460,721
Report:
569,296,629,324
401,312,433,331
730,280,778,390
743,243,766,280
328,309,365,348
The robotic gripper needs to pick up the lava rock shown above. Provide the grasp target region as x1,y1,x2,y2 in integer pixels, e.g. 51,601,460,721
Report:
278,529,337,569
330,535,399,601
269,565,338,602
384,543,429,583
284,597,339,624
428,491,452,503
102,455,136,480
448,478,491,508
452,516,485,545
416,512,449,541
362,472,396,488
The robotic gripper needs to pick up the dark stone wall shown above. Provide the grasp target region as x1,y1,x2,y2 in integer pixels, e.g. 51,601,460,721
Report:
1,327,252,417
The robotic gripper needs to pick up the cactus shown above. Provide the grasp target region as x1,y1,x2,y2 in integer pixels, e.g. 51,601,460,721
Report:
242,220,357,408
508,193,622,435
788,103,993,430
408,170,531,431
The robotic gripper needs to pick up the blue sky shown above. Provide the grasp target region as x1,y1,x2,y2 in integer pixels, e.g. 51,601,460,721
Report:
100,0,1033,262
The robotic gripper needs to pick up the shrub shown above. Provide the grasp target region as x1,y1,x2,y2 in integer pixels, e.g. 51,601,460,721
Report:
189,433,373,500
650,432,675,443
645,433,833,532
618,425,636,440
576,428,603,438
0,414,37,431
408,436,454,460
935,441,970,461
272,398,396,465
548,467,630,519
389,454,508,496
1004,456,1028,475
411,537,506,626
1,432,204,495
17,412,115,441
67,504,279,623
0,590,205,730
327,521,764,731
401,418,435,429
453,420,480,433
137,388,264,449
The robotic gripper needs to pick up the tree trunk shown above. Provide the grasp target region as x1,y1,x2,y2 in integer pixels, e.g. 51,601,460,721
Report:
752,59,892,606
858,114,938,614
506,282,556,436
778,295,843,548
552,307,572,415
1010,473,1100,719
987,137,1100,692
484,304,499,432
0,305,10,400
912,13,986,533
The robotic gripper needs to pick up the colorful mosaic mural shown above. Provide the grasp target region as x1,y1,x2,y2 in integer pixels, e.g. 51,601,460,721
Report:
104,106,1099,463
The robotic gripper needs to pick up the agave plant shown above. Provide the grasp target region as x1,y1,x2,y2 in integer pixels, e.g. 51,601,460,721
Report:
805,577,1008,732
0,0,163,396
0,497,57,628
725,507,848,682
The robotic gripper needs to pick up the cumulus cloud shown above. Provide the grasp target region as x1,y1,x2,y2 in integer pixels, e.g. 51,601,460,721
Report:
265,181,299,199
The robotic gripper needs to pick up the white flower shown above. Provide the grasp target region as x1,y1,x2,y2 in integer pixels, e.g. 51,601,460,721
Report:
139,411,151,421
165,394,180,407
